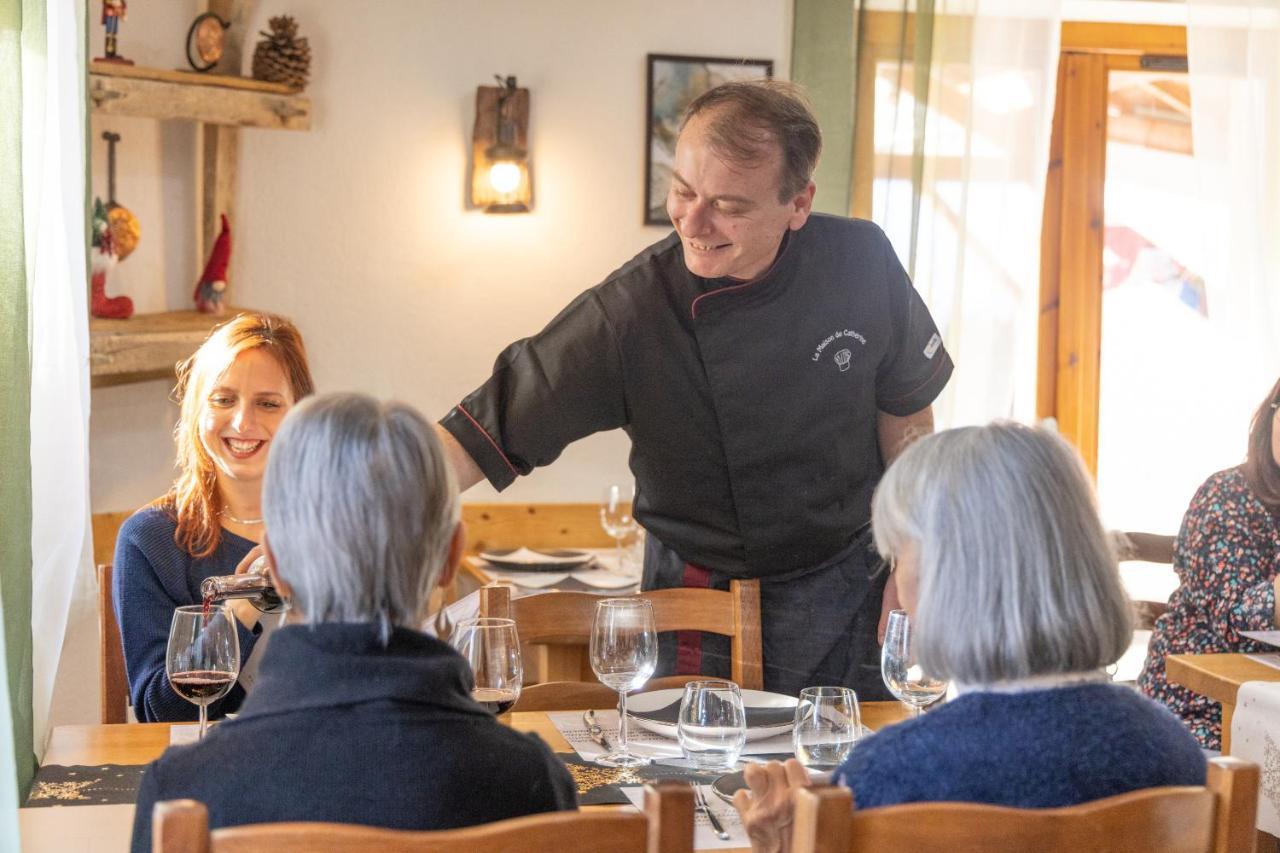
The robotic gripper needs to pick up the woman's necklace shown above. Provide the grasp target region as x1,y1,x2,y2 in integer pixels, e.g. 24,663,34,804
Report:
220,509,264,525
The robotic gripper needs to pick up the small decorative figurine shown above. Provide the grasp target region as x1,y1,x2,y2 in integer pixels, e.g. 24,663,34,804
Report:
194,214,232,315
91,132,140,320
97,0,133,65
186,12,229,73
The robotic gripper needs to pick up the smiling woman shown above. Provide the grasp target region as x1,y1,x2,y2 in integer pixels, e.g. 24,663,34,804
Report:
112,312,315,723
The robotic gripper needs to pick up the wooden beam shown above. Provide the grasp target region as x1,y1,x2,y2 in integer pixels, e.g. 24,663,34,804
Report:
199,125,239,268
89,70,310,130
1061,21,1187,56
1037,57,1067,424
90,309,237,388
206,0,254,77
1054,53,1109,475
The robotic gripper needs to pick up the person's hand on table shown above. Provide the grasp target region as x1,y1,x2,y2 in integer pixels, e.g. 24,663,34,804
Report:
227,545,266,631
732,758,812,853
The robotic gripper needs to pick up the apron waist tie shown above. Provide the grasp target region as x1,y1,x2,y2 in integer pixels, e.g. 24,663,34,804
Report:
676,562,712,676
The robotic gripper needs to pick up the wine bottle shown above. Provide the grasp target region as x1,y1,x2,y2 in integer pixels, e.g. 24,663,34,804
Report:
200,560,285,614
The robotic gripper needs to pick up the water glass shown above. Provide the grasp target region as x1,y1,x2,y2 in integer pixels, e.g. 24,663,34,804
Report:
451,617,523,715
166,604,240,739
881,609,948,717
792,686,861,772
677,680,747,770
589,597,657,767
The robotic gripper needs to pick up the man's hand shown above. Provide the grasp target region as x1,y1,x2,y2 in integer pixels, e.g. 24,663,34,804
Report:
434,424,485,492
877,571,901,645
731,759,812,853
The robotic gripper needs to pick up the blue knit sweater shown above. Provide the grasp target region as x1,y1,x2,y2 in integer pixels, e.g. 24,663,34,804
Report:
835,682,1206,809
113,506,262,722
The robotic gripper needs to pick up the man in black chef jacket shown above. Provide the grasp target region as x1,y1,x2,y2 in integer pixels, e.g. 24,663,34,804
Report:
436,81,952,698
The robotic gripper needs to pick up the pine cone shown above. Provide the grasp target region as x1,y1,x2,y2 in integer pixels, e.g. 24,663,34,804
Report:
252,15,311,90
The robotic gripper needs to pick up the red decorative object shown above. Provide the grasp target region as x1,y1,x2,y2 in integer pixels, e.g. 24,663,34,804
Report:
194,214,232,315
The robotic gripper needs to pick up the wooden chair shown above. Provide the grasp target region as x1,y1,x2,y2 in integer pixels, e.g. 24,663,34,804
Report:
96,563,130,724
790,756,1258,853
480,581,763,711
153,781,694,853
1113,531,1177,629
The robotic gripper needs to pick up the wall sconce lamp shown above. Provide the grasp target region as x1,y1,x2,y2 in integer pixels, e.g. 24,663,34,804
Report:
471,74,532,213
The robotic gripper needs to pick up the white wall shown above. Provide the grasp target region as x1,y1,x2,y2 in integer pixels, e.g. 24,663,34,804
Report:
90,0,794,513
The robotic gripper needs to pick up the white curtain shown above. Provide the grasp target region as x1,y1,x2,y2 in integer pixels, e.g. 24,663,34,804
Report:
24,0,91,757
1186,0,1280,397
871,0,1062,426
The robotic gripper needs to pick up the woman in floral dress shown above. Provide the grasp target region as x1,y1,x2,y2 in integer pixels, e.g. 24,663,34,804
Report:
1139,376,1280,749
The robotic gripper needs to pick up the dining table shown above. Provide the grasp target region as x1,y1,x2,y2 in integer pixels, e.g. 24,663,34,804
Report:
20,701,912,852
1164,652,1280,753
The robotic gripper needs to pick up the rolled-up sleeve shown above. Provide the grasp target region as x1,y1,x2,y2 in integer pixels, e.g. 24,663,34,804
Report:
441,289,628,491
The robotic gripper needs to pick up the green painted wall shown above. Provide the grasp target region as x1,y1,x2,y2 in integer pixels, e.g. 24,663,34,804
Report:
791,0,856,216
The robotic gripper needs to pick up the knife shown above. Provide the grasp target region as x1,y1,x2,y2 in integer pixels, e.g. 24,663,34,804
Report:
583,709,613,751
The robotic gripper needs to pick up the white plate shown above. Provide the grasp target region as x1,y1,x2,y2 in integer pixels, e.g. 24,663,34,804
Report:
479,547,594,571
627,688,798,742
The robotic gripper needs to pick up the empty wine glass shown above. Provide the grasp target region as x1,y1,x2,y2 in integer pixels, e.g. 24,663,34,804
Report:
166,604,240,739
677,679,746,770
590,597,657,767
881,609,948,718
452,617,523,715
793,686,861,772
601,484,639,570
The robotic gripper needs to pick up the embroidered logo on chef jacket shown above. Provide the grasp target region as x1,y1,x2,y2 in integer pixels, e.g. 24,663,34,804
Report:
812,329,866,370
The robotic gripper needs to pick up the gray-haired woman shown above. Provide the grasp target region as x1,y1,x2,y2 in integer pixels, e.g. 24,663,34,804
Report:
129,393,576,853
733,422,1205,853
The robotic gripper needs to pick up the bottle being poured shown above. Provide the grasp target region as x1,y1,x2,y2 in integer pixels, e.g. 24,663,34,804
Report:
201,556,286,617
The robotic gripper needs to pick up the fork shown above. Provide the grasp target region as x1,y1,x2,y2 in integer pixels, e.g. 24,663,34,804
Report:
693,782,730,841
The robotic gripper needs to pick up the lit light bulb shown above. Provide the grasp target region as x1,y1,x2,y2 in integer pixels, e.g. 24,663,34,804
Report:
488,162,522,194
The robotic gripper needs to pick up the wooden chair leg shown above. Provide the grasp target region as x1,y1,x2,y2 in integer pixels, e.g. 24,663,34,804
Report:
645,781,694,853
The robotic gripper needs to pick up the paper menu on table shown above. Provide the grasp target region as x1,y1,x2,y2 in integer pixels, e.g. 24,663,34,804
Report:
1241,630,1280,648
621,786,747,850
547,710,794,763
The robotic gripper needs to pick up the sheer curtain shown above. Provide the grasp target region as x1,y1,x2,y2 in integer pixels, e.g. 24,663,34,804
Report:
865,0,1062,426
1186,0,1280,397
21,0,92,774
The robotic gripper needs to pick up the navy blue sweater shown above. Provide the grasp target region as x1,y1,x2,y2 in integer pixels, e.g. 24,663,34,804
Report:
113,506,262,722
836,682,1206,809
130,623,577,852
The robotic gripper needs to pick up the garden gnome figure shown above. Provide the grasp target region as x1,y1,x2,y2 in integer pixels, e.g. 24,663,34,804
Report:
194,214,232,315
99,0,132,64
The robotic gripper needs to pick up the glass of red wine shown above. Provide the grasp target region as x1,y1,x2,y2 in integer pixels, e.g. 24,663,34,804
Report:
451,617,522,715
166,604,240,739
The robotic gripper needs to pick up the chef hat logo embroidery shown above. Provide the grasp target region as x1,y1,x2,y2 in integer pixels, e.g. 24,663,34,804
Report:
835,349,852,372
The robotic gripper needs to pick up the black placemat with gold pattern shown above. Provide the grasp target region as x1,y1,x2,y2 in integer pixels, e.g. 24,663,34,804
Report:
556,753,738,806
25,764,146,807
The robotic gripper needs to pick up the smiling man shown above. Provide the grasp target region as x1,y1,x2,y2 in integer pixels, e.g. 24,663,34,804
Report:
437,81,952,697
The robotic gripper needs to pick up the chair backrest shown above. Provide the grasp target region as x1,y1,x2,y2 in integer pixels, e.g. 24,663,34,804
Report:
153,781,694,853
96,563,129,725
480,580,763,691
1113,530,1177,630
790,756,1258,853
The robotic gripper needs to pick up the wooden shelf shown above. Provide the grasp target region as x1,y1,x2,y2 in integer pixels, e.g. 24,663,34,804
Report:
89,62,311,130
90,309,244,388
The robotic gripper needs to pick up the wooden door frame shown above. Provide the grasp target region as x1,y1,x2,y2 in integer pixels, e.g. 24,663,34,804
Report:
1038,23,1187,475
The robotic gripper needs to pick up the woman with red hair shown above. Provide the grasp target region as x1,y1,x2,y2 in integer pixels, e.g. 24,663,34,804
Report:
114,312,314,722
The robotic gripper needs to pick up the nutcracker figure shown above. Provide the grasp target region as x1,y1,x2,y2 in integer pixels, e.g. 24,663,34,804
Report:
99,0,132,64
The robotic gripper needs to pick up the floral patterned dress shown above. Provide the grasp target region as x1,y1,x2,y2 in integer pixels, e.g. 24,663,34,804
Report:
1139,466,1280,749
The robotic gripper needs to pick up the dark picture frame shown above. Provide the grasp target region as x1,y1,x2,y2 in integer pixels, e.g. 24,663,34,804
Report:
644,53,774,226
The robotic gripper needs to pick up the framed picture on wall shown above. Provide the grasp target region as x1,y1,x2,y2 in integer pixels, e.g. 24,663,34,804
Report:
645,53,774,226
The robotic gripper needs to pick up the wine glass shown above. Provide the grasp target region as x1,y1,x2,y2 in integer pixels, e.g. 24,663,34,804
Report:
589,598,658,767
166,604,240,739
677,679,747,770
600,484,639,570
451,617,523,715
881,609,948,718
793,686,861,772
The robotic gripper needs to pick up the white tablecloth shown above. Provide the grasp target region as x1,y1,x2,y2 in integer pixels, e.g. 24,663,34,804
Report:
1229,680,1280,835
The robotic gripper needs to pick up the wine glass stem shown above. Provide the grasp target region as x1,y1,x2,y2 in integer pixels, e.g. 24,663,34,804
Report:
614,535,624,568
198,701,209,739
618,689,630,753
911,703,921,719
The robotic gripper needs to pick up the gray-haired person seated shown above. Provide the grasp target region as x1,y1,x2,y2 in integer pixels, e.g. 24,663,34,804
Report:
732,422,1206,853
130,393,576,853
